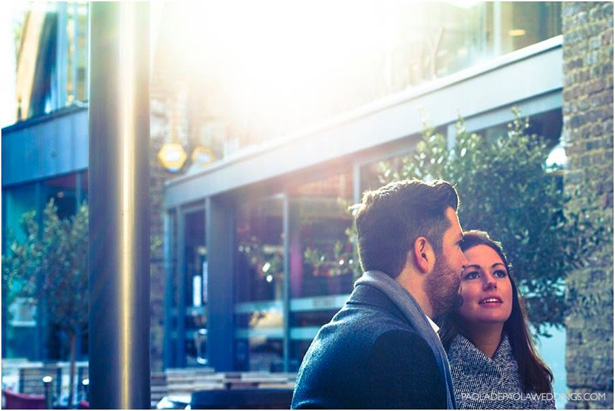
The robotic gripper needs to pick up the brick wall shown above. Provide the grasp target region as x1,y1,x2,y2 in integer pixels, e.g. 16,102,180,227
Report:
562,2,613,409
149,11,183,371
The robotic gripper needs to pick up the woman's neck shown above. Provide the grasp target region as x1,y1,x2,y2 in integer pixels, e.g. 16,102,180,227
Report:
459,322,504,359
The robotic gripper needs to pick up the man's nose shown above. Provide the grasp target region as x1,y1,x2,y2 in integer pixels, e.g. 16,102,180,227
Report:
460,251,469,268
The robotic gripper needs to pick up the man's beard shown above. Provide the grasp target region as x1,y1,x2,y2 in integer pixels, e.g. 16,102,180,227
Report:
425,253,461,317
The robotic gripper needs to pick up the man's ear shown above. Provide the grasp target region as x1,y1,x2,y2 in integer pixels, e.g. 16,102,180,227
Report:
413,237,433,273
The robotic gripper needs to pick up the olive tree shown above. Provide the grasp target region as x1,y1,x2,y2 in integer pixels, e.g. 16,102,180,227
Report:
4,199,88,407
377,111,607,335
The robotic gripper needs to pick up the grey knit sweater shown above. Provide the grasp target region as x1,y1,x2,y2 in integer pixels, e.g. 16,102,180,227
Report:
448,333,555,409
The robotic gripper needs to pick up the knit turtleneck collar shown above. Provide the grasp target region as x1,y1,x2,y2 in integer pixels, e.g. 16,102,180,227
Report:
448,332,514,374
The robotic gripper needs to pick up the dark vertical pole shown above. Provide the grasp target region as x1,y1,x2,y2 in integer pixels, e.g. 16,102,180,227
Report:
75,172,83,208
176,210,186,367
162,210,173,369
282,194,290,372
88,3,150,409
206,197,235,371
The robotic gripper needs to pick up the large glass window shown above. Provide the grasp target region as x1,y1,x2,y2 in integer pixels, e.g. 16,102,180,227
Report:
80,170,88,204
182,208,207,367
288,172,355,299
166,209,179,368
159,2,561,164
2,171,88,361
42,173,77,219
2,182,39,360
40,172,88,360
287,172,355,369
15,2,89,121
165,205,208,368
3,182,38,246
66,2,89,104
234,196,284,371
493,2,561,56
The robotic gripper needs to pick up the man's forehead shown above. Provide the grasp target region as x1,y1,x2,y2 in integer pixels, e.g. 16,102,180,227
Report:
445,208,463,237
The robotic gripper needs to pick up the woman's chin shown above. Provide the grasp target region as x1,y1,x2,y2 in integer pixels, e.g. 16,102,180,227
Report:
477,316,508,326
463,315,509,327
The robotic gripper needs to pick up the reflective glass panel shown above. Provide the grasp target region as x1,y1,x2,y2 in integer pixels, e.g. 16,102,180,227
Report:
235,196,284,371
67,2,89,103
156,2,561,162
2,182,39,360
182,209,208,367
288,172,355,299
43,173,77,219
80,170,88,203
3,182,38,245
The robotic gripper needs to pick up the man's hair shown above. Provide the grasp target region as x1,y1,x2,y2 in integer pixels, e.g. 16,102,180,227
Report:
354,179,459,279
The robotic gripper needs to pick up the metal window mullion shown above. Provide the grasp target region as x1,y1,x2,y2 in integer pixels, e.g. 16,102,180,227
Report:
176,208,186,367
352,162,361,204
72,2,79,101
75,172,83,209
56,2,68,109
493,2,502,57
163,209,174,369
282,193,291,372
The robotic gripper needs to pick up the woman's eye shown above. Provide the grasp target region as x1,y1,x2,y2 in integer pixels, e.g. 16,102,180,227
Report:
464,271,479,280
494,270,507,278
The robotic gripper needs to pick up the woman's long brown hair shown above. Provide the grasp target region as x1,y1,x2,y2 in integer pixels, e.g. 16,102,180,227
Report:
438,230,554,394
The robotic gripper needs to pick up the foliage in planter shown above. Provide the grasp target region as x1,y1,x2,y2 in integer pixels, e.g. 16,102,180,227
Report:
3,199,88,407
302,198,361,278
303,235,358,278
375,110,607,336
238,236,284,282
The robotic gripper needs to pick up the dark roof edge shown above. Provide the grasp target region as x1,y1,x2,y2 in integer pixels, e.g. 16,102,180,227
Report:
2,103,88,134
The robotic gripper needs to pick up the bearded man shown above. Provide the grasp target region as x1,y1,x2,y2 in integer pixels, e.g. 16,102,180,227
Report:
292,179,467,409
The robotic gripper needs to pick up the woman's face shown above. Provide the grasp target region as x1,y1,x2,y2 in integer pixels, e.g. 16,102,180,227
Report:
457,245,513,325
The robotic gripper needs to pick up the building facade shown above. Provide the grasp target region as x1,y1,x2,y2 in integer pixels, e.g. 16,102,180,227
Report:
2,2,90,361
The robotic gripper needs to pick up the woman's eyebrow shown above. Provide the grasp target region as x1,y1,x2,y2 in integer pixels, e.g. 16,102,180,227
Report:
462,264,481,271
492,263,506,268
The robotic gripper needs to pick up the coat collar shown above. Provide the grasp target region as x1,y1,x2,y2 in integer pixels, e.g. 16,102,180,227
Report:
347,283,409,324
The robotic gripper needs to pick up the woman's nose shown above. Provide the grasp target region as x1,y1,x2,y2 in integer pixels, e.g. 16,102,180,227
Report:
483,275,497,290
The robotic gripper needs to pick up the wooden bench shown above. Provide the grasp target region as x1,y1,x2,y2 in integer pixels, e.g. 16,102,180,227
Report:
150,371,168,407
18,363,62,399
164,371,296,396
155,371,296,409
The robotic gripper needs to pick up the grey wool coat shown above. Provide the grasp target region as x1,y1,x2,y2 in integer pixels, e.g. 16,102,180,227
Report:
447,333,555,409
291,283,448,409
